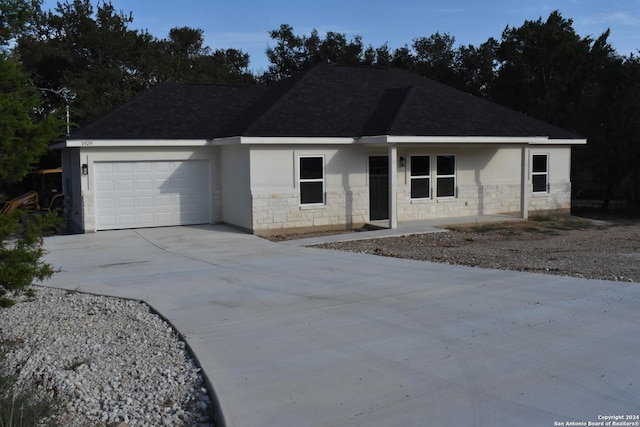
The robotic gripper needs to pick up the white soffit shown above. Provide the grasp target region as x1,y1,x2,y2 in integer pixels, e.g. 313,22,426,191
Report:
61,139,212,148
56,135,586,149
358,135,587,145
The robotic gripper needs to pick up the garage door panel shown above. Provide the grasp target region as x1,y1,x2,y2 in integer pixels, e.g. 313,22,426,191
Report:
137,196,153,207
95,160,211,230
136,179,153,190
117,180,134,191
118,197,134,208
116,163,133,173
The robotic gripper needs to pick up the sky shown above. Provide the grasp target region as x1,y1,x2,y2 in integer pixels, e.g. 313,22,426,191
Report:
40,0,640,72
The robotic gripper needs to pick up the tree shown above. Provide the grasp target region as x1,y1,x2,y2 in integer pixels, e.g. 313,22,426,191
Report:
491,11,637,208
0,0,38,47
17,1,256,127
157,26,254,84
493,11,593,126
574,51,640,207
412,32,458,85
0,57,61,182
263,24,374,82
0,0,62,307
16,0,162,127
263,24,313,82
391,45,415,70
363,43,392,67
455,39,498,98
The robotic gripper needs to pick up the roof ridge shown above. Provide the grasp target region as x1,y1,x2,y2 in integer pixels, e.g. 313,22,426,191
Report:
360,85,414,136
221,66,317,137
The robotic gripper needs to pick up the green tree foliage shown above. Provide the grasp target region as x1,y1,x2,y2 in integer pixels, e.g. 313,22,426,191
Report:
262,26,498,97
0,0,39,47
0,211,59,307
0,0,62,307
491,12,638,207
0,53,61,184
157,26,254,84
574,52,640,207
16,0,255,128
262,24,367,82
454,39,498,97
17,0,159,126
493,11,594,126
412,32,458,85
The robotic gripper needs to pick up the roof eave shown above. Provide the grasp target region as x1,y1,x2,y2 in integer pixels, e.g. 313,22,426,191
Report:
358,135,587,145
59,139,214,148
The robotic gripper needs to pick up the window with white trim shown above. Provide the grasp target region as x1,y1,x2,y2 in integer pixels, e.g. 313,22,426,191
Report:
436,155,456,198
410,155,430,199
532,154,548,193
299,156,325,205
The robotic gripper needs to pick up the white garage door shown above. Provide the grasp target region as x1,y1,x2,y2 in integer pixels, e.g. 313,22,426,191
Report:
95,161,211,230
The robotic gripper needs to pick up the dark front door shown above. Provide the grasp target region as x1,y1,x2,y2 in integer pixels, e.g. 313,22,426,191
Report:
369,156,389,220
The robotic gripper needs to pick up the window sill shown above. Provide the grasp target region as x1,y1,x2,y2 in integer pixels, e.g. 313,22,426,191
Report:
410,198,431,204
300,204,327,210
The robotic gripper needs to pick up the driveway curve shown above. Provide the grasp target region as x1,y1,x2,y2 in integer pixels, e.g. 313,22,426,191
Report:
43,225,640,427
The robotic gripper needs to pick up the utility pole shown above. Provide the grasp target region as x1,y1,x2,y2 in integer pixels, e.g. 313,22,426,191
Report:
36,86,71,135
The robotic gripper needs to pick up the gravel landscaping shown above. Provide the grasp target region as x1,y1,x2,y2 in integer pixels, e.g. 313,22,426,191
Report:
0,287,215,427
312,215,640,283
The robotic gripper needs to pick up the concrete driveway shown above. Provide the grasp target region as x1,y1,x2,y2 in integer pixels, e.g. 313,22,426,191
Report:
43,225,640,427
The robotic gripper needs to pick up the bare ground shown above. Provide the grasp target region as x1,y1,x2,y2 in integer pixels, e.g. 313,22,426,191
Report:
310,216,640,283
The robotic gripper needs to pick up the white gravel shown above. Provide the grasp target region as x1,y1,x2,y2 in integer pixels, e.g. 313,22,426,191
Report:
0,286,216,426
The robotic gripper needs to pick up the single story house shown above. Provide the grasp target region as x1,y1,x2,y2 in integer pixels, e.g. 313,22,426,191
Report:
53,64,586,235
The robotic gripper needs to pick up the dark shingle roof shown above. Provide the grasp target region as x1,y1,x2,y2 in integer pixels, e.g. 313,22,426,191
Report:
69,83,267,140
69,64,579,140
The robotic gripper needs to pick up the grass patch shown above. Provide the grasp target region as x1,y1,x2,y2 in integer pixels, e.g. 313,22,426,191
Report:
546,217,598,230
0,336,62,426
450,215,608,236
529,212,554,222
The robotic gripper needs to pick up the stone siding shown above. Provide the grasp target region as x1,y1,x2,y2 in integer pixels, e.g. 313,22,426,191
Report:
251,181,572,234
397,183,524,221
251,187,369,234
528,181,572,214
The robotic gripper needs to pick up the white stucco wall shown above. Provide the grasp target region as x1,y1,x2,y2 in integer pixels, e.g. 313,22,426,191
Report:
395,145,525,220
247,143,574,233
528,146,572,213
248,145,370,233
220,144,252,231
62,140,574,234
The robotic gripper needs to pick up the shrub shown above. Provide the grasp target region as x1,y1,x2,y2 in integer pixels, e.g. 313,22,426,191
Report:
0,211,59,307
0,340,60,426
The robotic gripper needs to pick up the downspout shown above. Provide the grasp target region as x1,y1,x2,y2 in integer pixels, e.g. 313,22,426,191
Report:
389,143,398,229
521,145,530,219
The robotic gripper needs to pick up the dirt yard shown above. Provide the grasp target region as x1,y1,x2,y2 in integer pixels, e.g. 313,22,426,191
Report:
311,215,640,283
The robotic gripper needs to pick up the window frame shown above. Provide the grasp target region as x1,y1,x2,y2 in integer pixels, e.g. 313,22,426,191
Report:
435,155,456,199
409,155,431,200
298,155,325,206
531,153,549,194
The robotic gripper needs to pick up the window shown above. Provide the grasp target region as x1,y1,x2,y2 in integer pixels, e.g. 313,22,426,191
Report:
410,156,430,199
436,155,456,198
532,154,548,193
299,156,324,205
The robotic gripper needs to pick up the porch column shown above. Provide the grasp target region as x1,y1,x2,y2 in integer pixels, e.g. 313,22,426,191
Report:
389,143,398,229
521,145,530,219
